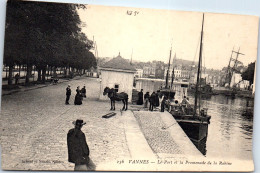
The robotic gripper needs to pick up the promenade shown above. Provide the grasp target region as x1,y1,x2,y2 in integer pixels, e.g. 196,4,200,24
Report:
0,77,202,171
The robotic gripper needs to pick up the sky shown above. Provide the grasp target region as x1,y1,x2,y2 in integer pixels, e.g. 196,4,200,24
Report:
79,5,258,70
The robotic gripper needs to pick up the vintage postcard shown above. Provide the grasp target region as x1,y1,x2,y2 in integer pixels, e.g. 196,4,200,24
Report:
0,0,258,171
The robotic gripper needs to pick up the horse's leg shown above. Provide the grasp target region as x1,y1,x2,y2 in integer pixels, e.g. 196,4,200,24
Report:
125,99,128,111
113,100,115,110
122,100,125,110
110,99,113,110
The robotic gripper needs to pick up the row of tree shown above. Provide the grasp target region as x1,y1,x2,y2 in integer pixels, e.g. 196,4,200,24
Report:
241,62,255,85
4,0,96,85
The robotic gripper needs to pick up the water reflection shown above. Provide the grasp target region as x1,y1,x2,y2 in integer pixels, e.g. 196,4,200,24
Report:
136,80,254,159
201,95,254,159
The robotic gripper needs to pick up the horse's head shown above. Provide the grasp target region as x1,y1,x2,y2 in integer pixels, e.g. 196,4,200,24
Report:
103,87,110,95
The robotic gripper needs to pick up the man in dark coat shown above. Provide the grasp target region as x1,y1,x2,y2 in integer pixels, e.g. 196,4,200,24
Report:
81,85,86,98
65,85,71,105
155,90,160,107
149,92,156,111
15,73,20,85
137,89,144,105
67,119,95,171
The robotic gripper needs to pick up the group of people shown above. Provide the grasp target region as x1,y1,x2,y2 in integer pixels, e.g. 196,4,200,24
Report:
65,85,87,105
169,96,192,114
137,89,191,113
137,89,162,111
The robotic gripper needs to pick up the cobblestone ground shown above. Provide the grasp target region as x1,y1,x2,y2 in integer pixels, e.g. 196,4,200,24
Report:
134,111,183,156
0,77,130,170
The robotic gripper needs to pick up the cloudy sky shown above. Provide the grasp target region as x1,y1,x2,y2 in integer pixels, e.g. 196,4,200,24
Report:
79,5,258,70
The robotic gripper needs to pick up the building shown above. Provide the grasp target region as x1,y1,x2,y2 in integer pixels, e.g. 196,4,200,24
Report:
164,65,190,81
99,54,136,102
230,73,250,89
154,61,165,79
143,65,156,78
134,69,143,78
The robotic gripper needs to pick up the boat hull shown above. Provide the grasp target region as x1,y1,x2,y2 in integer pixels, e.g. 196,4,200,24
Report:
177,119,209,141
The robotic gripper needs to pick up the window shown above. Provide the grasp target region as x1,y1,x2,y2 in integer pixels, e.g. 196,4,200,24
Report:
115,84,119,92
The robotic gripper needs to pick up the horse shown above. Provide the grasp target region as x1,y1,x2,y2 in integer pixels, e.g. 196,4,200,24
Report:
103,87,128,111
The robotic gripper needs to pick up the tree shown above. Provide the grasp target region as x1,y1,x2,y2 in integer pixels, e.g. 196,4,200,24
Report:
4,0,96,84
241,62,255,85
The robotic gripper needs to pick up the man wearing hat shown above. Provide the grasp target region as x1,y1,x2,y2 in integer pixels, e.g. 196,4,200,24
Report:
65,85,71,105
81,85,87,98
67,119,95,170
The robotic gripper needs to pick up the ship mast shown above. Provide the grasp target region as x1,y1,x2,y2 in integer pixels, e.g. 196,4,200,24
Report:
229,47,244,87
194,13,204,117
170,53,176,88
225,47,234,86
165,44,172,88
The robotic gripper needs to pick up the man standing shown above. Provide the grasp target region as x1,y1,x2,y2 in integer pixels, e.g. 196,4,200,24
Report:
81,85,86,98
15,73,20,85
67,119,95,171
137,89,144,105
65,85,71,105
161,95,167,112
144,92,150,108
155,90,160,107
181,96,191,114
149,92,156,111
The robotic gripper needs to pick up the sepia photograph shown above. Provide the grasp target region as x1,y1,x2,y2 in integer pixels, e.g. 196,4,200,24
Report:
0,0,258,171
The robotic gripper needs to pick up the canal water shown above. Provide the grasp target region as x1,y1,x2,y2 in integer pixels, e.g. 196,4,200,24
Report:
136,79,254,160
198,95,254,160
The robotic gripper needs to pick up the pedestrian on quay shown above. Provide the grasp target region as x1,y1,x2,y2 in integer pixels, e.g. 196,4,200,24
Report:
76,86,81,94
74,86,83,105
65,85,71,105
81,85,87,98
155,90,160,107
137,89,144,105
161,95,167,112
67,119,96,171
15,73,20,85
144,92,150,108
149,91,156,111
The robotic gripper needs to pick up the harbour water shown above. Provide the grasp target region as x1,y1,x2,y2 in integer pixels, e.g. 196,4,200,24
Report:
136,79,254,160
198,95,254,160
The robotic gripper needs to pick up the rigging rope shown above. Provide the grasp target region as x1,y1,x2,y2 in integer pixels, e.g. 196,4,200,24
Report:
193,36,201,64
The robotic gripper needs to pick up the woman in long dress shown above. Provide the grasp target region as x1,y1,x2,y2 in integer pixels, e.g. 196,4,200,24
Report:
74,86,82,105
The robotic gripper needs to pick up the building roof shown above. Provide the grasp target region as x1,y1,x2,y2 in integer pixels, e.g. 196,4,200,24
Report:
100,53,136,72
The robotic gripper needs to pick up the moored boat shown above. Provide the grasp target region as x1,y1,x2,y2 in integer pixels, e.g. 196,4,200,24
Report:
166,13,211,144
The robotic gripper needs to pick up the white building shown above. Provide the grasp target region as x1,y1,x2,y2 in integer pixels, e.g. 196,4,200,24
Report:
164,66,190,81
135,69,143,78
99,54,136,102
230,73,250,89
143,65,156,77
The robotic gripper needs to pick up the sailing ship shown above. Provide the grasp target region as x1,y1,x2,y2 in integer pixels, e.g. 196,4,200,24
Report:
187,47,214,97
188,80,213,98
160,43,189,109
165,13,211,148
212,48,249,98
